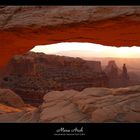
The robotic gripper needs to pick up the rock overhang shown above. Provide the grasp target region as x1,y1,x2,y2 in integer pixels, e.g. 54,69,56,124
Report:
0,6,140,67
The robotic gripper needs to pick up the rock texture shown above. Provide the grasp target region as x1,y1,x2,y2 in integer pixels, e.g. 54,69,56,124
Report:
0,6,140,67
0,107,39,122
0,88,25,107
39,86,140,123
0,85,140,122
0,88,37,122
0,52,108,106
104,61,130,88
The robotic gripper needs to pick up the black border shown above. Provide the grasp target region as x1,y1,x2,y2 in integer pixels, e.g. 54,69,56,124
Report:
0,123,140,137
0,0,140,5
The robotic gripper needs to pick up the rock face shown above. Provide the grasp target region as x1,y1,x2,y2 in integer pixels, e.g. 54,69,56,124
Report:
0,88,37,122
0,88,25,107
0,106,39,122
104,60,121,76
104,60,130,88
0,52,108,106
0,6,140,67
0,85,140,122
39,86,140,123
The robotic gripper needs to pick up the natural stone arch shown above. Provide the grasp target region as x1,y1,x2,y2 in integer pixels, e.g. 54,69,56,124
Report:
0,6,140,67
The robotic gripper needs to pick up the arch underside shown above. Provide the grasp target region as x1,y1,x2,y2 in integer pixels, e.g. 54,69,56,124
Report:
0,7,140,67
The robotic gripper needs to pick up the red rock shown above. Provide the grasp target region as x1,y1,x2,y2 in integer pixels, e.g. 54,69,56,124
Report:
0,86,140,122
0,52,108,105
0,88,25,108
0,6,140,67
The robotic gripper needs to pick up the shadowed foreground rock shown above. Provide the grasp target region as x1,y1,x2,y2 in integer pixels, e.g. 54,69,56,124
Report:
0,88,25,108
0,88,37,121
0,85,140,122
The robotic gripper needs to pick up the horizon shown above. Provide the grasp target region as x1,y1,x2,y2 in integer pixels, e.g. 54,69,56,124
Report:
30,51,140,60
31,42,140,59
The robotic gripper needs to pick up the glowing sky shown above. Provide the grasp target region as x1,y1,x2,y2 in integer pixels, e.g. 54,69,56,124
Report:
31,42,140,58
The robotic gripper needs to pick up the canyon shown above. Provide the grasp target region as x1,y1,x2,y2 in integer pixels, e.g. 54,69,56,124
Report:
0,51,137,107
0,52,108,106
0,6,140,123
0,52,139,122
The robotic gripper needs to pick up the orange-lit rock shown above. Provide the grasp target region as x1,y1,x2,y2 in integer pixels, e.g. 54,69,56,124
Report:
0,88,25,107
0,6,140,67
0,86,140,122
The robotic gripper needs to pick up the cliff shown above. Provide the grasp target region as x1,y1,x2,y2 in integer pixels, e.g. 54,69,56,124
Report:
0,52,108,105
104,60,131,88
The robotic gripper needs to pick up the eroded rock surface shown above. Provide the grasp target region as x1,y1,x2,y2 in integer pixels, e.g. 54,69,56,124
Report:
0,88,25,107
0,52,108,106
0,85,140,122
0,6,140,67
39,86,140,123
0,88,37,122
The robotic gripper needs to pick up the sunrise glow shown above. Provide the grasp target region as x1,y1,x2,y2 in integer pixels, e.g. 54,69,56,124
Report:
31,43,140,58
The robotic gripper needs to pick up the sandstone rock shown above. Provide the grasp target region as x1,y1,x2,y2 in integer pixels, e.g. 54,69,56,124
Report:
0,109,39,122
0,52,108,106
0,103,38,122
0,85,140,122
0,88,25,107
40,90,89,122
81,87,112,97
16,109,40,122
104,60,121,75
130,101,140,112
39,86,140,123
122,111,140,122
0,88,38,122
1,6,140,29
104,60,132,88
0,111,26,122
0,103,21,114
0,6,140,67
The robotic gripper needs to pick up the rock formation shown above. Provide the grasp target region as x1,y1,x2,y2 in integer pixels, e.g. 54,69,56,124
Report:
0,6,140,123
0,52,108,106
0,88,36,120
121,64,129,80
0,85,140,123
0,6,140,67
0,88,25,108
40,86,140,123
104,60,121,79
104,61,130,88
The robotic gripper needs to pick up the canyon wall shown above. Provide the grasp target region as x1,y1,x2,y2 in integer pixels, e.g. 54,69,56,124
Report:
0,52,108,105
0,6,140,67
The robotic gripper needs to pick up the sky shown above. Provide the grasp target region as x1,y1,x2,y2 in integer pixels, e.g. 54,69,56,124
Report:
31,42,140,58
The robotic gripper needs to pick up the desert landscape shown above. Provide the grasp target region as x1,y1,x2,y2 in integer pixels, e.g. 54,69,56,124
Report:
0,51,139,123
0,6,140,123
